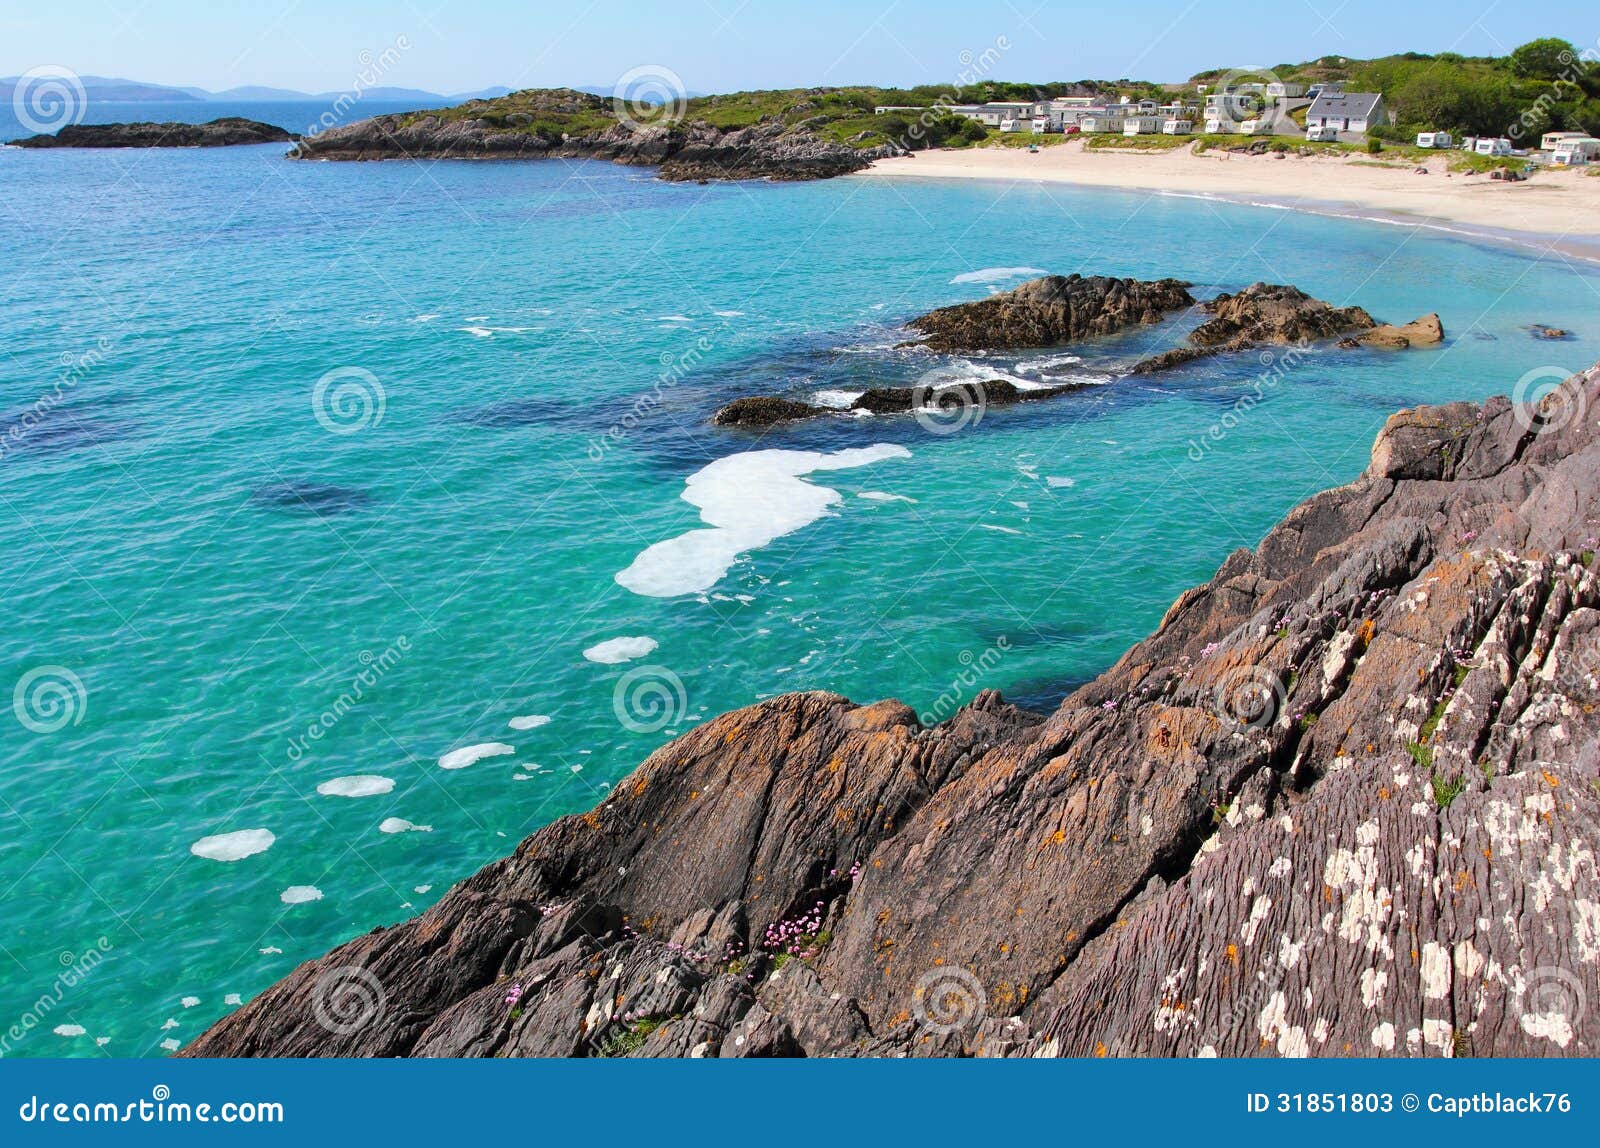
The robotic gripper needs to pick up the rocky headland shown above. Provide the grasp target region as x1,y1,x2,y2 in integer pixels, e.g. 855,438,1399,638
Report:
8,117,297,148
288,88,892,181
189,367,1600,1059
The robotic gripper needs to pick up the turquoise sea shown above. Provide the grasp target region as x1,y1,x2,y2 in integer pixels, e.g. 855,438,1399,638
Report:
2,128,1598,1057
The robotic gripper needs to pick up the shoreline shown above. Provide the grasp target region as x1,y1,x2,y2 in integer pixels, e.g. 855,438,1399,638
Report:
855,141,1600,263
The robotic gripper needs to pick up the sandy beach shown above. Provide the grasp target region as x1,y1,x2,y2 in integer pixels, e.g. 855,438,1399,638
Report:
857,140,1600,257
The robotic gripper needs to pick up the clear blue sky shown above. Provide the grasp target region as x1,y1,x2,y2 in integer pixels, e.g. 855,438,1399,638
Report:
3,0,1594,94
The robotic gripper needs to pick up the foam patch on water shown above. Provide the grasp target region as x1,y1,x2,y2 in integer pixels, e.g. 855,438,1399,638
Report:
713,310,745,317
617,444,911,598
379,817,433,834
980,524,1024,536
224,993,243,1006
316,775,394,798
950,266,1046,285
280,885,323,905
181,996,200,1008
190,829,274,862
508,714,551,730
858,490,916,503
54,1024,85,1037
160,1038,180,1052
813,389,864,409
459,326,494,338
1016,352,1082,374
438,742,515,770
1047,476,1076,488
583,636,658,664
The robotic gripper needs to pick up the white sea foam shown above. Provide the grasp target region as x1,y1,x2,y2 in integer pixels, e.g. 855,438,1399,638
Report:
1015,352,1083,374
617,444,912,598
438,742,515,770
259,946,282,955
464,315,489,321
224,993,243,1006
858,490,916,503
190,828,274,862
410,313,441,323
280,885,323,905
181,997,200,1008
54,1024,85,1037
508,714,551,730
1046,476,1076,488
379,817,433,834
414,884,432,894
459,326,494,338
813,389,864,409
713,310,745,317
655,314,694,322
950,266,1047,285
583,636,658,663
980,524,1024,536
160,1038,180,1052
316,775,394,798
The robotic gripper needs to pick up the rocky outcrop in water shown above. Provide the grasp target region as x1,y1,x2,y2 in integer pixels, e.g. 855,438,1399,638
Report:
9,117,297,148
712,379,1091,427
287,90,887,182
1130,284,1438,372
1349,312,1445,349
907,274,1196,353
188,368,1600,1059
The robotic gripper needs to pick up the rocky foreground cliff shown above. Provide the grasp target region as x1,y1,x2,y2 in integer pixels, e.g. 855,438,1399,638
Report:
189,370,1600,1058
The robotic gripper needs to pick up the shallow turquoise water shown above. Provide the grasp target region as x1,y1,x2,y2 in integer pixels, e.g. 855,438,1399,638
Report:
2,143,1597,1056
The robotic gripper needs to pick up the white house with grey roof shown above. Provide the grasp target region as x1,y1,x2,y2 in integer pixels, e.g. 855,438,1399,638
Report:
1304,91,1388,139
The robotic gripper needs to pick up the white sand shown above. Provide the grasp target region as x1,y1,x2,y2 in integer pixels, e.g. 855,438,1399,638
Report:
857,141,1600,253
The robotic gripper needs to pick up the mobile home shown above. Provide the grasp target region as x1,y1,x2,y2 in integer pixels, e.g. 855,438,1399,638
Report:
1416,131,1453,149
1552,137,1600,165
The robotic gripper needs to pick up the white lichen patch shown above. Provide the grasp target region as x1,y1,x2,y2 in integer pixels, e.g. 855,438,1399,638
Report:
1420,942,1452,1000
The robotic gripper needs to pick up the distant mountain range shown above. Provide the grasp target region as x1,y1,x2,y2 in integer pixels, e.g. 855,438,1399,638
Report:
0,74,517,104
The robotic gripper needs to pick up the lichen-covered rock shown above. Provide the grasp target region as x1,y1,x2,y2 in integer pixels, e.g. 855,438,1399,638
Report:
906,274,1196,352
188,368,1600,1059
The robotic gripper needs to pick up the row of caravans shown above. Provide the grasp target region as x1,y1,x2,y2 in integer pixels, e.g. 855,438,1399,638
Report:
1414,129,1600,165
